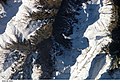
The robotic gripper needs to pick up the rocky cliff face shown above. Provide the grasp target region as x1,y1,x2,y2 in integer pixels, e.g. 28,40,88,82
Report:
0,0,62,79
0,0,120,80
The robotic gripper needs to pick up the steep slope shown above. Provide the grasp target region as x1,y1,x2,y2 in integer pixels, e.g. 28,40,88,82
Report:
0,0,61,79
52,0,120,79
0,0,120,80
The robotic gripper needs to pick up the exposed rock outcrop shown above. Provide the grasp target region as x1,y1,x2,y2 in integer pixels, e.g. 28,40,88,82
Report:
0,0,120,80
0,0,62,79
52,0,120,80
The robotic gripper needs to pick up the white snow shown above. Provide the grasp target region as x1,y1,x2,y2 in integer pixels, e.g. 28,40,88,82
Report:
0,0,119,80
53,0,120,80
0,0,21,34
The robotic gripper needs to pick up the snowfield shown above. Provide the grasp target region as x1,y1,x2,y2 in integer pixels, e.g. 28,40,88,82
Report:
0,0,120,80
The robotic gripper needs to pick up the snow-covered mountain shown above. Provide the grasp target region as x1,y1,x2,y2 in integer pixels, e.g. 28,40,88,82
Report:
0,0,120,80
